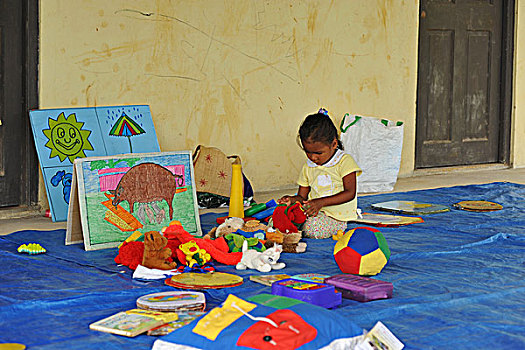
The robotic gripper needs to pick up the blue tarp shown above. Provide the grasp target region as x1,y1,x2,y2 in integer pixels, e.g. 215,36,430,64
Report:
1,182,524,349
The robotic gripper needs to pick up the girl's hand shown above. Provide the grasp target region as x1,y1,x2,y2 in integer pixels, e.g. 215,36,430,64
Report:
303,199,323,217
278,196,293,205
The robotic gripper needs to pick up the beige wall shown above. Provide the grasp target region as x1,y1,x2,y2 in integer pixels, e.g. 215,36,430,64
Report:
38,1,522,208
39,0,419,202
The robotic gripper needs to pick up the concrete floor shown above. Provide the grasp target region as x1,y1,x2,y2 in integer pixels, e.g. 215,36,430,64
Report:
1,165,523,235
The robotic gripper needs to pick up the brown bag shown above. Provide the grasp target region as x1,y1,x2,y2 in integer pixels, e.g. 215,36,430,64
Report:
192,145,240,198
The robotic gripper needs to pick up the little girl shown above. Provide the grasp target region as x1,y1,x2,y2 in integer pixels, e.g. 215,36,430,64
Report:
279,109,361,239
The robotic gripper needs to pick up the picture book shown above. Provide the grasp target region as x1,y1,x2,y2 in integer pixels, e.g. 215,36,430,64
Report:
291,273,330,283
249,274,291,286
355,321,404,350
147,310,206,336
89,308,178,337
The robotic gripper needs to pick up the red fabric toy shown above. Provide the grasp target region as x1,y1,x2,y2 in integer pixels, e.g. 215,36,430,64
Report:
271,203,307,233
114,222,242,270
163,222,242,266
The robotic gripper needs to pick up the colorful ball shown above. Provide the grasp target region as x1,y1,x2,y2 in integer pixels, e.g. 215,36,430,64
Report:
333,227,390,276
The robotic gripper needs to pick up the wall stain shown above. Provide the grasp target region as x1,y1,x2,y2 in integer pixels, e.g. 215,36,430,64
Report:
75,40,151,66
359,77,379,96
307,4,318,34
114,8,298,82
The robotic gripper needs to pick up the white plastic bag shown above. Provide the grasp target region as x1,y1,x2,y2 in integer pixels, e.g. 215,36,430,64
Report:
340,114,404,193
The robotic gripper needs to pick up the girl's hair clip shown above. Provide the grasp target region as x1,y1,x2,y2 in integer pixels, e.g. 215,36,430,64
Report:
318,108,329,116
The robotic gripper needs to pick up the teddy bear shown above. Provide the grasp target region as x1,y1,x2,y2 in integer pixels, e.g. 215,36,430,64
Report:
141,231,177,270
204,216,245,239
264,227,307,253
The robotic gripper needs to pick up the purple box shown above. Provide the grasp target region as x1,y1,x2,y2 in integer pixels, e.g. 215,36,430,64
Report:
271,278,342,308
323,274,393,302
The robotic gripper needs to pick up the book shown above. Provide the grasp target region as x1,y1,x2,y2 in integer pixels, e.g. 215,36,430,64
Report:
355,321,404,350
291,273,330,283
147,310,206,336
89,308,179,337
249,274,291,286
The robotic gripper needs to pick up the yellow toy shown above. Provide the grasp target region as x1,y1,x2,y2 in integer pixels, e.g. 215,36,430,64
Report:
179,241,211,268
17,243,46,255
332,230,345,241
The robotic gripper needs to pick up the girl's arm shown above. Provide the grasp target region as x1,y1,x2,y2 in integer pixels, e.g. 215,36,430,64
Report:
278,186,310,205
303,172,357,216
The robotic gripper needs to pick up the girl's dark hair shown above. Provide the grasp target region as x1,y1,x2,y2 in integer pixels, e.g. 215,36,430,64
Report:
298,112,343,150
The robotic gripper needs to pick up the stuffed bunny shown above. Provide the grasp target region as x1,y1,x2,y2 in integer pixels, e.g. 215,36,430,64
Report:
236,241,285,273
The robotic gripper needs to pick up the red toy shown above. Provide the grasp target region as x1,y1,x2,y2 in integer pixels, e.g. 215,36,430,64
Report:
115,221,242,270
271,203,307,233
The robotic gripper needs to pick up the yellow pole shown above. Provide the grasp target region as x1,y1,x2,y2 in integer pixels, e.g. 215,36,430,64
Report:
228,158,244,218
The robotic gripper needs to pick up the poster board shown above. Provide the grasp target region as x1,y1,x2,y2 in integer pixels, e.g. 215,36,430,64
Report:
66,151,202,251
29,105,160,222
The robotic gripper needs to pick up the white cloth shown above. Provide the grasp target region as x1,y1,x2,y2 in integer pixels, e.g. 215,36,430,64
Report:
132,264,180,280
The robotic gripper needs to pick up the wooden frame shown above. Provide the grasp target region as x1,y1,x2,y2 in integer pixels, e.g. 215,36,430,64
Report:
66,151,202,251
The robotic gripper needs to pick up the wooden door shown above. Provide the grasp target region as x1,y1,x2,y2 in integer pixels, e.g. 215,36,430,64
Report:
0,0,39,208
416,0,511,168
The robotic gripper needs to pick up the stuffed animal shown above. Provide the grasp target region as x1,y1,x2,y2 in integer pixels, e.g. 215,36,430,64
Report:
163,221,242,266
204,217,245,239
236,241,285,273
142,231,177,270
264,228,307,253
115,222,243,270
271,203,307,233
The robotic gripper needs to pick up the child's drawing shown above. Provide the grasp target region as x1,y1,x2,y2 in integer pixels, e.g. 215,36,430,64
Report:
29,105,160,222
42,112,94,163
74,151,201,251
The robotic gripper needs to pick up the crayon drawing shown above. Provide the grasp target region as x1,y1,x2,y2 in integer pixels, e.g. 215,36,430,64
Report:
72,151,201,251
29,105,160,222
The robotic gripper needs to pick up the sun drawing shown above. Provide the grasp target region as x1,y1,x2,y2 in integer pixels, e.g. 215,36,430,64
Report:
43,112,94,163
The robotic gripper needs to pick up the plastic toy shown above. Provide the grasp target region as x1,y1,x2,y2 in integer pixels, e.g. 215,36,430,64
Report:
271,278,342,308
244,199,278,217
228,160,244,218
142,231,177,270
333,227,390,276
178,241,211,267
324,274,393,302
251,206,277,220
17,243,46,255
236,241,285,273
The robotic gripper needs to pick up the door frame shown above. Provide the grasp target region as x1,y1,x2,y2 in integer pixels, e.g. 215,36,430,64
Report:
415,0,514,169
499,0,514,166
21,0,39,207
